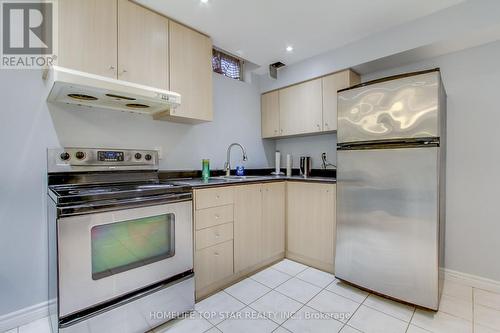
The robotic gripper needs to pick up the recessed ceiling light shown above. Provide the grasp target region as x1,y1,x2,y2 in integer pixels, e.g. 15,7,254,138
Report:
200,0,209,3
286,46,294,52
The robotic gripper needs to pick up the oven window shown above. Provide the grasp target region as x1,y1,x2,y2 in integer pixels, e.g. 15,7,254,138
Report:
91,213,175,280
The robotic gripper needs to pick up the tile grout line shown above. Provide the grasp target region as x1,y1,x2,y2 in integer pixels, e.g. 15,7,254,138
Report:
339,290,372,332
472,287,475,333
405,308,416,333
360,297,416,325
215,261,308,329
270,273,335,331
247,266,319,327
299,269,360,333
237,261,344,331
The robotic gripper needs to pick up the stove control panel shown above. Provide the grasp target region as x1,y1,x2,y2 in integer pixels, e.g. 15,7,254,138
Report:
98,151,124,162
48,148,159,172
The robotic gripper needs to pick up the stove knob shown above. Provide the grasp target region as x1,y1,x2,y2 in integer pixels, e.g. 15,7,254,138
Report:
60,152,70,161
134,153,142,160
144,154,152,161
75,151,85,160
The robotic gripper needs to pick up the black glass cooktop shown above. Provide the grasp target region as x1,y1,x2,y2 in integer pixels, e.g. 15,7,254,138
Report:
49,182,191,205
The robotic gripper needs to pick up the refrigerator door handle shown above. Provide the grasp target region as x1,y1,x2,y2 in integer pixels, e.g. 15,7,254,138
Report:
337,138,439,151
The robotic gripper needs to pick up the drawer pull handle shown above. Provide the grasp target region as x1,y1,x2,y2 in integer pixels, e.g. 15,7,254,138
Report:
214,252,219,256
215,233,220,237
215,195,220,199
214,214,220,219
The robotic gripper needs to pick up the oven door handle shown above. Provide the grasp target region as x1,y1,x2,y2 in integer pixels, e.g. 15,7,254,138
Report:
57,192,192,217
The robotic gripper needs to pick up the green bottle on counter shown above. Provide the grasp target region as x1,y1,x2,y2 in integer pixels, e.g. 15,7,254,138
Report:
202,159,210,181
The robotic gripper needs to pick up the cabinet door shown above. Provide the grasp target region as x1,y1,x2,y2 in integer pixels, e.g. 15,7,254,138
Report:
195,240,234,291
58,0,117,78
279,78,323,136
169,21,213,122
234,184,263,273
286,182,336,273
261,91,280,138
322,70,360,132
117,0,169,89
262,182,285,260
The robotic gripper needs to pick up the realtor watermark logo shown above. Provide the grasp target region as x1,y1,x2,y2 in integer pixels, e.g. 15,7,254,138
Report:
1,0,56,68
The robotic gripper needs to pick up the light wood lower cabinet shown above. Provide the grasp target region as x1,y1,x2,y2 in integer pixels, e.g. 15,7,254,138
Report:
195,223,233,250
193,181,333,300
194,187,235,299
286,182,336,273
193,183,286,299
262,182,285,259
234,184,263,273
195,240,234,291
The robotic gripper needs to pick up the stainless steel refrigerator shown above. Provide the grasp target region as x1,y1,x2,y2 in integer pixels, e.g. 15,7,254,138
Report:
334,69,446,310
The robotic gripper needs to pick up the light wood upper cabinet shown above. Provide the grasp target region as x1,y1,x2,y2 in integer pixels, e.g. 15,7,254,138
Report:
286,182,336,273
58,0,214,123
58,0,117,78
279,78,323,136
234,184,263,273
261,91,280,138
117,0,169,90
166,21,213,122
322,70,360,132
261,69,359,138
262,182,285,260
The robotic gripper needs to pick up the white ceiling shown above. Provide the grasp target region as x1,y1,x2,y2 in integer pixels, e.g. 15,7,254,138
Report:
136,0,464,69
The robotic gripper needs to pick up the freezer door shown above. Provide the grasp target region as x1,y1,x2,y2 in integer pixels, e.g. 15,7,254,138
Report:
338,72,440,144
335,147,439,309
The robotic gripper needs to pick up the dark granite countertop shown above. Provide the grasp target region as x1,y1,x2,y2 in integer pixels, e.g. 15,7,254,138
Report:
159,168,336,188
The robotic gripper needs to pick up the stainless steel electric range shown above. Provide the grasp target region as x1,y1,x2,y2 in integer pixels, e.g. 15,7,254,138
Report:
47,148,194,333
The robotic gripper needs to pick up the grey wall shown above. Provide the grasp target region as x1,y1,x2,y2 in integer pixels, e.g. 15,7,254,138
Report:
275,134,337,169
258,0,500,175
362,40,500,282
49,74,274,171
0,71,272,316
258,0,500,92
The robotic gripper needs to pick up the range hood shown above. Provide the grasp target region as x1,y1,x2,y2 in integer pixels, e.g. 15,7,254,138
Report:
44,66,181,115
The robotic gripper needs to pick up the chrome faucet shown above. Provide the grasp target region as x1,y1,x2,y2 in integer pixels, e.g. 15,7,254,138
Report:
224,143,248,176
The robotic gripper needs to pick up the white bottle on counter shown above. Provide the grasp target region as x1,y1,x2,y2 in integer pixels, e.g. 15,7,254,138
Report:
286,154,292,177
275,151,281,174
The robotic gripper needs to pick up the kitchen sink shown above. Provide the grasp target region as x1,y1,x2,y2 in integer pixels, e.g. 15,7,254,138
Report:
213,175,265,181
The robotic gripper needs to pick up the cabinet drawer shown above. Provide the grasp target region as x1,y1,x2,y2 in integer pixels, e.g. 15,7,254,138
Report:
195,240,234,290
195,204,234,230
196,223,233,250
195,187,234,209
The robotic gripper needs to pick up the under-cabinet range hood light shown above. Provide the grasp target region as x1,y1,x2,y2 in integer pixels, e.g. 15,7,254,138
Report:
44,66,181,116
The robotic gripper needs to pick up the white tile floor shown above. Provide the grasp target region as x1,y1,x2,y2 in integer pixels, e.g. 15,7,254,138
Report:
5,259,500,333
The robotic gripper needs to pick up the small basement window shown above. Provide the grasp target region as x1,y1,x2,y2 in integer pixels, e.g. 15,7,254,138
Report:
212,49,243,81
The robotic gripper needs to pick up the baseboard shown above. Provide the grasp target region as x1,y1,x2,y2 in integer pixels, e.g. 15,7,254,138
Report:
440,267,500,293
0,300,53,332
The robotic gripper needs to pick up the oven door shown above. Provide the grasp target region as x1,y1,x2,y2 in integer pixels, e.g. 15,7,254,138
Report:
57,200,193,318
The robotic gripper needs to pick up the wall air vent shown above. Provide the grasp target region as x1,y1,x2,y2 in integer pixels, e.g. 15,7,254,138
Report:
269,62,286,80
